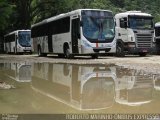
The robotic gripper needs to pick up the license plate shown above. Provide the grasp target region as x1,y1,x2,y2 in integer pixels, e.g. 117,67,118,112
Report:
142,49,147,52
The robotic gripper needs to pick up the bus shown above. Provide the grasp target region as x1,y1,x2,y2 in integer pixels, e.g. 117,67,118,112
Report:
4,30,32,54
31,9,116,58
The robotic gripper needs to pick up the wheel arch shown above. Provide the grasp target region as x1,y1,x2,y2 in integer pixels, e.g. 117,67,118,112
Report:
116,39,124,46
116,39,125,57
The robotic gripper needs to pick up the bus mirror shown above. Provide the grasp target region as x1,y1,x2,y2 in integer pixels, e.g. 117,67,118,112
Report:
16,35,18,39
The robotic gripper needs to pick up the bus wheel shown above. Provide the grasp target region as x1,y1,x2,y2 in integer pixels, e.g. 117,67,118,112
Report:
58,54,65,58
64,45,72,59
116,43,125,57
91,54,98,59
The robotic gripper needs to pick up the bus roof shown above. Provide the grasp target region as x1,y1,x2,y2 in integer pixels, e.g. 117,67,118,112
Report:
4,30,31,37
31,9,113,28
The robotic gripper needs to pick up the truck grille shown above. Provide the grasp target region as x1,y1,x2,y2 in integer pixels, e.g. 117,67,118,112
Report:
136,34,153,48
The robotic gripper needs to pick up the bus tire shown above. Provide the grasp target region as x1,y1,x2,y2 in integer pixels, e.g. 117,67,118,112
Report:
64,44,72,59
116,42,125,57
58,54,65,58
91,54,98,59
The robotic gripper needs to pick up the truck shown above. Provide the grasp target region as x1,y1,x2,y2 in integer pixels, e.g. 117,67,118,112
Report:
115,11,155,57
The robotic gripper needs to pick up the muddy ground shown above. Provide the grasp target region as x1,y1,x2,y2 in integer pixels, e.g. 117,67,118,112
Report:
0,54,160,74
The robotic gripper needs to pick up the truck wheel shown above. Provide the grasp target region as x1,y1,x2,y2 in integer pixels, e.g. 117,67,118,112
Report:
116,43,125,57
139,53,147,57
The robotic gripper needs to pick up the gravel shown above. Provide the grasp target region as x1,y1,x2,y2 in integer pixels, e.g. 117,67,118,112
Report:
0,54,160,75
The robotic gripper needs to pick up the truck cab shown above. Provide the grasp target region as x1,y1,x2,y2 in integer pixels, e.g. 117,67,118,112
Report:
115,11,155,57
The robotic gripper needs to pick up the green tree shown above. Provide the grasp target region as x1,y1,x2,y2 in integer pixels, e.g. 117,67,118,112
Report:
0,0,12,30
0,0,13,52
30,0,160,23
12,0,32,29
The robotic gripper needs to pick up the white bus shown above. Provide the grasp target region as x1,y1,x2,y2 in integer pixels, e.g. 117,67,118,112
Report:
31,9,116,58
4,30,32,54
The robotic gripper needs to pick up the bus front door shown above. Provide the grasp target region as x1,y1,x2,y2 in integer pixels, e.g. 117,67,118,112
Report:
48,35,53,52
71,18,80,54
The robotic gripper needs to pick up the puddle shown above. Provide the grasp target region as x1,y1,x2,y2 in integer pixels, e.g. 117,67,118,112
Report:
0,62,160,114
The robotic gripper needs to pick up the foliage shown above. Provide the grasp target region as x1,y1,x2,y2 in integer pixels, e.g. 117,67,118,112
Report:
0,0,13,31
0,0,160,33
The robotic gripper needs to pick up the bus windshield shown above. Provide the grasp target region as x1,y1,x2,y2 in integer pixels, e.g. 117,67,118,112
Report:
18,31,31,47
82,10,115,43
129,16,153,30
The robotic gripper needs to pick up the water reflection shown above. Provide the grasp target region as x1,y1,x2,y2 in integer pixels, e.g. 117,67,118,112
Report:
32,63,116,110
31,63,154,110
153,75,160,91
115,67,153,106
1,62,31,82
0,62,159,113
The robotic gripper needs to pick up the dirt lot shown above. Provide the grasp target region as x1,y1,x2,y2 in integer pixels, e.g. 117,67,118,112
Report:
0,54,160,74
